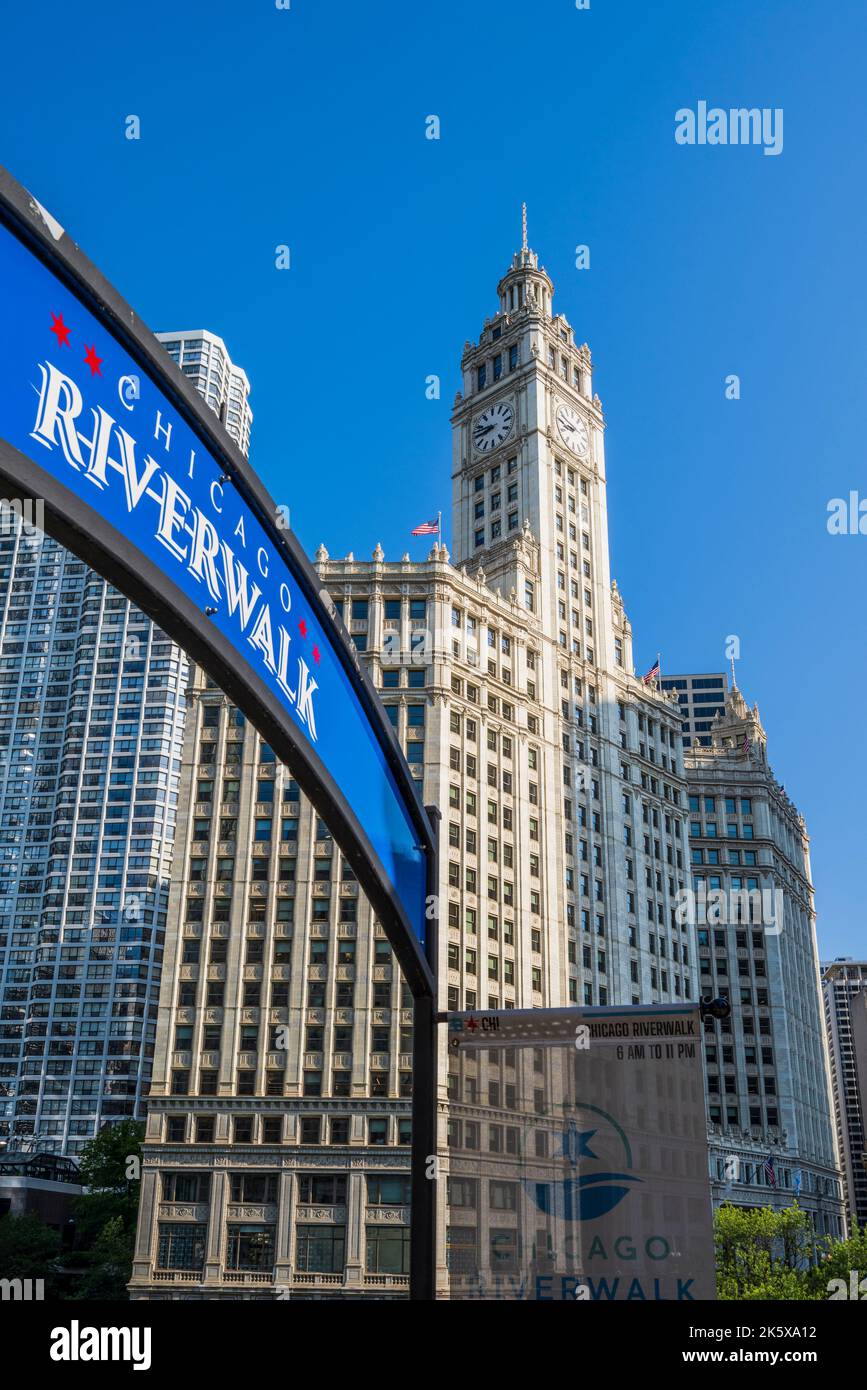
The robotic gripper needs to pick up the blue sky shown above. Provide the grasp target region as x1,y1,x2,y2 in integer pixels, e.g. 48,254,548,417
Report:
1,0,865,958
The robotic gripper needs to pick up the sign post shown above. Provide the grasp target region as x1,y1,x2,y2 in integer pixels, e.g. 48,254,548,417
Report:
443,1003,716,1301
0,166,438,1298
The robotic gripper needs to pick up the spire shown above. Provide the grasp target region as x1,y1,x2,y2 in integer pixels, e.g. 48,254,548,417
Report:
498,205,552,315
730,654,737,690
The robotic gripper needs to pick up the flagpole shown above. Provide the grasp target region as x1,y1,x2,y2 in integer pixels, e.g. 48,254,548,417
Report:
437,510,442,547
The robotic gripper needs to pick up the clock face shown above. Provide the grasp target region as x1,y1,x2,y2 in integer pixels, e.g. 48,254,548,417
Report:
472,400,515,453
556,403,590,457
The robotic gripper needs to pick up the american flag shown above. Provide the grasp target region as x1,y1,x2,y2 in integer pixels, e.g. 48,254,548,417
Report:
742,733,752,755
642,659,660,684
763,1154,777,1189
411,518,439,536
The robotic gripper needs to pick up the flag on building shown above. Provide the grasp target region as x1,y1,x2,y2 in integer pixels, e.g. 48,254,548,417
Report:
763,1154,777,1189
643,659,660,684
411,518,439,536
742,732,752,755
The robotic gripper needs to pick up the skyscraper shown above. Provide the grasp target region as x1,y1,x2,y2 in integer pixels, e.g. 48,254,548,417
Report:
131,227,698,1298
155,331,252,456
678,678,844,1234
0,529,188,1155
0,333,251,1157
659,671,729,749
822,959,867,1232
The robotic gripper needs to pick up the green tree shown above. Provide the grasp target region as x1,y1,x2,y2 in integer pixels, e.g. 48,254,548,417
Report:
66,1119,145,1300
68,1215,135,1302
0,1211,61,1294
76,1118,144,1194
806,1222,867,1299
714,1202,822,1300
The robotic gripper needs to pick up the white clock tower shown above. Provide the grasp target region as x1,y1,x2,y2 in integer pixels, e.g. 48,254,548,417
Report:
450,210,610,658
450,210,692,1011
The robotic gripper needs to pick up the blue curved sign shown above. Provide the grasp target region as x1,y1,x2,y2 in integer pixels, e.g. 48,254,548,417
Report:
0,194,430,958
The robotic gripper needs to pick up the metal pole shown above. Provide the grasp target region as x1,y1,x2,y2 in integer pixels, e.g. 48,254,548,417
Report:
409,804,440,1301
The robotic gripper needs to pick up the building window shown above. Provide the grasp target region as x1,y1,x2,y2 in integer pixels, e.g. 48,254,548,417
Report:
366,1225,410,1275
157,1224,206,1272
295,1225,346,1273
298,1173,347,1204
226,1226,275,1272
368,1118,389,1146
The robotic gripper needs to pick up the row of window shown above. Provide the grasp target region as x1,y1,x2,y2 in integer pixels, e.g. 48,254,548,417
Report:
333,598,427,624
176,979,409,1011
163,1113,410,1146
690,821,755,840
690,795,752,813
157,1220,409,1275
476,344,520,391
162,1170,409,1206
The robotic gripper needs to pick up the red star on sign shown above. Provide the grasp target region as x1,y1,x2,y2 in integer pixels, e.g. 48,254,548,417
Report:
50,312,71,347
312,646,321,665
466,1016,478,1032
298,619,307,638
83,345,103,377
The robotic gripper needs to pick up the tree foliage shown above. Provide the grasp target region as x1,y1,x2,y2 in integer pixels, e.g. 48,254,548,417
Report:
76,1118,144,1194
63,1118,145,1300
714,1202,864,1301
0,1211,61,1293
68,1214,136,1302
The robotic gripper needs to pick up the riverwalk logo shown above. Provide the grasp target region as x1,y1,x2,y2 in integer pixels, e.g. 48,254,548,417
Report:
49,1321,152,1371
528,1107,641,1222
675,101,783,156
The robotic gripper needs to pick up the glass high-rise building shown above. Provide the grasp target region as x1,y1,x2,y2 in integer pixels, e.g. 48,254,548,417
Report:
822,959,867,1232
0,334,251,1157
155,330,252,457
0,530,188,1155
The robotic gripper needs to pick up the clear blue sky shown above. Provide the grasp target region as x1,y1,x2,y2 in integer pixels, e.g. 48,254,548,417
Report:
2,0,864,959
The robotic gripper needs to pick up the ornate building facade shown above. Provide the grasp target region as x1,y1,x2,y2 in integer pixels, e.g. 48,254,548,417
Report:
681,681,843,1235
129,229,840,1297
130,231,693,1298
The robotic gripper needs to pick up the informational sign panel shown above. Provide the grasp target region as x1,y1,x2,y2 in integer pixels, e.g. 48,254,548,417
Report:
0,168,433,990
443,1004,715,1301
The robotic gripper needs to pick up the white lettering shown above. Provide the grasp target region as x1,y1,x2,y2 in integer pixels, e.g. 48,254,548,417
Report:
248,603,276,673
188,510,223,601
155,474,192,562
296,658,318,740
30,362,85,468
221,543,261,629
154,410,172,451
